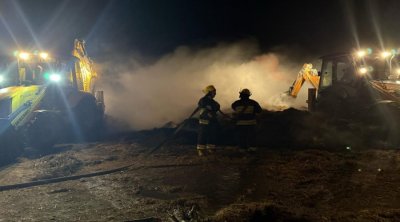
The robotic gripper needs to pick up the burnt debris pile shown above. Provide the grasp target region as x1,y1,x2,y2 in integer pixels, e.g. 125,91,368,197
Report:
137,108,398,150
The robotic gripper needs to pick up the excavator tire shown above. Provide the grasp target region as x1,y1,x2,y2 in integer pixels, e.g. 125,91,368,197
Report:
316,84,359,118
25,111,64,150
72,96,104,142
316,91,347,117
0,128,23,165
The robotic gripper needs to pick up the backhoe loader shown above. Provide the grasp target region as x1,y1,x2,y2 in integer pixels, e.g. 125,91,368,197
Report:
0,39,104,164
288,49,400,145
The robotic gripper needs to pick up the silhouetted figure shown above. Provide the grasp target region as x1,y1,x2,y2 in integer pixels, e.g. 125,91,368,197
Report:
197,85,220,156
231,88,262,151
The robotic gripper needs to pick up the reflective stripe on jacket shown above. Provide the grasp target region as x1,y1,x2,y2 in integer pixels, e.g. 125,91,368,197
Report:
199,119,210,125
198,95,220,125
231,98,262,125
234,106,255,114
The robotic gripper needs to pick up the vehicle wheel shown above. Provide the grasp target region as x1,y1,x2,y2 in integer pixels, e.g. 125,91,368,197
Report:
73,97,104,141
26,112,63,150
0,128,23,165
316,91,346,117
316,85,357,118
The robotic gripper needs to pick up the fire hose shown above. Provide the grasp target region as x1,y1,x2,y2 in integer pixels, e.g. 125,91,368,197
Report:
0,107,203,192
146,107,231,155
146,107,200,155
0,106,234,192
0,163,205,192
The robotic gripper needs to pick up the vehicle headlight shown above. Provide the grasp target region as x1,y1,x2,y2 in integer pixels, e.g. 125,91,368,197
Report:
49,73,61,82
19,52,31,60
359,67,368,74
381,51,391,59
39,52,49,60
356,50,367,58
355,48,372,58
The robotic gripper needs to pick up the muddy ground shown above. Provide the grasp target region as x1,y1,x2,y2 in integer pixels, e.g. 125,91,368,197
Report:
1,109,400,221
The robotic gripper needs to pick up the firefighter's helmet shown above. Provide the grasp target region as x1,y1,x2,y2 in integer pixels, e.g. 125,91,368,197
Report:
239,88,252,96
203,85,216,94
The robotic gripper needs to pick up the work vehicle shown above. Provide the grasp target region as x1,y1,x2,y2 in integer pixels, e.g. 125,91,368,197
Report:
0,39,104,163
288,48,400,144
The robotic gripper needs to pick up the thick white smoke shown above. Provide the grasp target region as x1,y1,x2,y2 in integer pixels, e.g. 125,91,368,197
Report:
97,40,314,129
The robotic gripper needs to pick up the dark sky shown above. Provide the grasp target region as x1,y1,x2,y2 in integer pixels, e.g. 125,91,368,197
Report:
0,0,399,59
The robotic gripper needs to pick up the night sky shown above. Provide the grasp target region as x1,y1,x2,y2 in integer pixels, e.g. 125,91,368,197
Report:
0,0,400,59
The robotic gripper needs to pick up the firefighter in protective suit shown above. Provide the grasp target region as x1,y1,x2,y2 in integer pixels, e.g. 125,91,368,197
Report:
197,85,220,156
231,88,262,151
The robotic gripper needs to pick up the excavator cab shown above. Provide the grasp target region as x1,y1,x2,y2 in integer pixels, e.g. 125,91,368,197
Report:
319,53,356,90
313,50,400,115
312,53,367,114
13,52,75,87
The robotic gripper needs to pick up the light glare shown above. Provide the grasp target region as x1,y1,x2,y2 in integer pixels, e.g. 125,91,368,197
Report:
356,50,366,58
0,88,9,93
19,52,30,60
39,52,49,59
381,51,391,59
359,67,368,74
49,73,61,82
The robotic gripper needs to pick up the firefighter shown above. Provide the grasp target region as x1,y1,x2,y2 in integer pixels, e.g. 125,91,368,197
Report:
197,85,220,156
231,88,262,151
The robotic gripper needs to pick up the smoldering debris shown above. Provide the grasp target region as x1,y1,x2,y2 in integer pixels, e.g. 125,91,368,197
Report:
135,107,395,151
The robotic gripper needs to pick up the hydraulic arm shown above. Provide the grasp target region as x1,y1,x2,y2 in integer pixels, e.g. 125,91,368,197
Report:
288,63,320,97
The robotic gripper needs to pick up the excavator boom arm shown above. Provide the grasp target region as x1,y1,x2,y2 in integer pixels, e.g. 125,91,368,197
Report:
289,63,320,97
72,39,98,93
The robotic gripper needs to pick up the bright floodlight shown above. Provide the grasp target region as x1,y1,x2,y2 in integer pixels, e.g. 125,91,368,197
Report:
381,51,391,59
49,73,61,82
397,68,400,75
39,52,49,60
19,52,30,60
0,75,4,83
356,50,367,58
359,67,368,74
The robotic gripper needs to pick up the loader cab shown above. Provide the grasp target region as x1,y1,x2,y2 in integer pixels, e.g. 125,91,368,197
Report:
14,52,74,87
317,51,393,90
318,53,356,91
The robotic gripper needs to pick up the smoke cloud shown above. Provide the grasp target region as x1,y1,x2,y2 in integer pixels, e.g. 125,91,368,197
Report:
97,40,315,129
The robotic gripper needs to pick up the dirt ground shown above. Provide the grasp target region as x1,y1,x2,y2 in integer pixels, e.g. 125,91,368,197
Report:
0,109,400,221
1,139,400,221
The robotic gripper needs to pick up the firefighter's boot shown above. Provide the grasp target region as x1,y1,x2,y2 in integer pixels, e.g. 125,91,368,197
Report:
197,144,206,156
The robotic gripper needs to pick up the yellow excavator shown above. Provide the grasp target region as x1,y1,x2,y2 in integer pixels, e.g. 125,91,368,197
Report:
0,39,104,164
288,49,400,144
289,50,400,112
288,63,320,111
